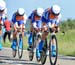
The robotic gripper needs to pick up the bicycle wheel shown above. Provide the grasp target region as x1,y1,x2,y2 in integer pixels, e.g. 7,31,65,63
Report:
18,34,23,59
49,35,58,65
29,49,34,61
36,48,41,62
36,35,41,62
12,39,17,58
29,33,35,61
40,39,48,65
12,49,17,58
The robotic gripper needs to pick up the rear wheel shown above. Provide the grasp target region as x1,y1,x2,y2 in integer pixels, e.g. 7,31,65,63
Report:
49,35,58,65
40,39,48,65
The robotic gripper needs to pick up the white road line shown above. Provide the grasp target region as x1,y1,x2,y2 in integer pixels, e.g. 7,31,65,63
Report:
0,59,13,63
17,64,23,65
0,59,37,64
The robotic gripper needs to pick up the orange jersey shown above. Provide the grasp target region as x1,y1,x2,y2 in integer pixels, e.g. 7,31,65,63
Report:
16,15,24,21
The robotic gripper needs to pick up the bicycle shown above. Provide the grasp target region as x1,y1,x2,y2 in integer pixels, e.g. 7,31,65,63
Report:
28,29,42,62
28,32,36,61
49,28,58,65
35,30,42,62
40,34,48,65
12,27,24,59
40,27,58,65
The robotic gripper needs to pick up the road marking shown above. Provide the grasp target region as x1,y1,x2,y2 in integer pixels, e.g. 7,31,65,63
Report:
17,64,23,65
0,59,37,64
0,59,13,63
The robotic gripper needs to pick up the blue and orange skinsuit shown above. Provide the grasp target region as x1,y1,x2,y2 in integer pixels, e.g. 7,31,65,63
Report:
39,8,61,52
28,10,42,47
11,12,26,50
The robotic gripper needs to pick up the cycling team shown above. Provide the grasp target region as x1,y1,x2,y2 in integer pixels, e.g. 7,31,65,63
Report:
0,0,61,58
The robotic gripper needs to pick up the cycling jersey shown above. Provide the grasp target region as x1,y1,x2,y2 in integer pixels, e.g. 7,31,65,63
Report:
42,8,61,25
4,19,11,32
0,14,7,22
12,12,27,26
28,10,42,28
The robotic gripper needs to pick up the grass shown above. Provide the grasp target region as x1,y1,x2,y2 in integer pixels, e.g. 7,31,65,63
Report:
2,36,28,50
57,30,75,56
2,29,75,56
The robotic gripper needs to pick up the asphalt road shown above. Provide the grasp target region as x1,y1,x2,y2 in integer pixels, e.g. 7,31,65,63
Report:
0,48,75,65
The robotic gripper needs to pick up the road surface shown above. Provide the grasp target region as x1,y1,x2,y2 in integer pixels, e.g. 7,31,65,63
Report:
0,48,75,65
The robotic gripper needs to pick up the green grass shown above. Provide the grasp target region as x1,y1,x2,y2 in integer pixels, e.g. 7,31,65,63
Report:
2,36,28,50
57,30,75,56
2,30,75,56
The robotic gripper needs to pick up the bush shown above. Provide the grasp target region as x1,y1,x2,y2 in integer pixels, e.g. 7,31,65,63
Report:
59,19,75,32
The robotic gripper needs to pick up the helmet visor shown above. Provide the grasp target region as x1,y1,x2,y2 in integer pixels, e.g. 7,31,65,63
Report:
0,9,4,12
17,12,25,16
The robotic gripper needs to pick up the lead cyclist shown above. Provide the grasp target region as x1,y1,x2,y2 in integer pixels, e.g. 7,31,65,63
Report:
38,4,62,57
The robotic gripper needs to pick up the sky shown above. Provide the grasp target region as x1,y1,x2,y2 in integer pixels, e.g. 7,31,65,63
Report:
5,0,75,20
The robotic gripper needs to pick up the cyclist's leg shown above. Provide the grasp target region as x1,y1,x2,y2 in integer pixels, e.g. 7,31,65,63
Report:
27,26,33,50
0,26,6,50
51,37,57,57
27,32,32,50
11,31,17,50
0,30,3,50
3,32,7,43
36,38,41,58
8,31,11,42
39,31,48,52
2,26,6,34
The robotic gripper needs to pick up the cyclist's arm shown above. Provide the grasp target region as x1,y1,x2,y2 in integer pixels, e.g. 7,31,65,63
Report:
23,14,27,24
53,13,62,28
32,22,37,29
11,13,18,31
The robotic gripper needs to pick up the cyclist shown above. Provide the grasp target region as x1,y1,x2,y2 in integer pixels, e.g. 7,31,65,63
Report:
3,17,12,43
27,7,44,52
39,4,61,56
0,0,7,50
11,8,27,51
27,7,44,59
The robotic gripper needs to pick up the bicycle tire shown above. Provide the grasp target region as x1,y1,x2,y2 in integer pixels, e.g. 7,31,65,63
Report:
18,34,23,59
40,39,48,65
12,49,17,58
12,39,17,58
29,49,34,61
36,48,41,62
29,33,35,61
49,35,58,65
36,35,41,62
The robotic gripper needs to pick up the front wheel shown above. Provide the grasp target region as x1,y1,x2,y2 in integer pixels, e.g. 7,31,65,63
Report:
36,48,41,62
28,49,34,61
12,39,17,58
18,34,23,59
49,35,58,65
12,49,17,58
28,33,35,61
40,39,48,65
